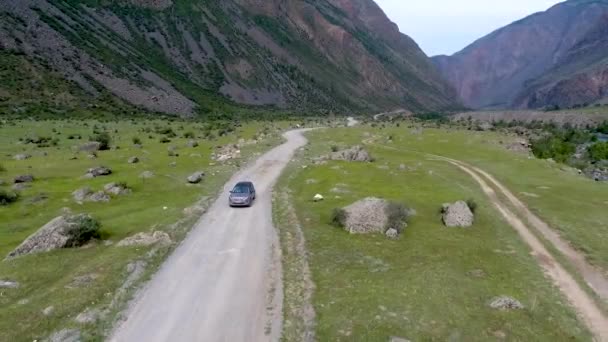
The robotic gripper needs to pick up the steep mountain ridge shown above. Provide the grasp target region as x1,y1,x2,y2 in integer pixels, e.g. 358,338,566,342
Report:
0,0,460,118
433,0,608,109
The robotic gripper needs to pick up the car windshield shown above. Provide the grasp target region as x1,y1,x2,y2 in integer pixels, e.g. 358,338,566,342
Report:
232,186,250,194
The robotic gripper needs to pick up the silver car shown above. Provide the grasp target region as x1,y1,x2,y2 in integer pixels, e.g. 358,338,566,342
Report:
229,181,256,207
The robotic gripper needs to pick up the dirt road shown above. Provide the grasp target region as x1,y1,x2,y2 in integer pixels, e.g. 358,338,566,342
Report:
111,130,310,342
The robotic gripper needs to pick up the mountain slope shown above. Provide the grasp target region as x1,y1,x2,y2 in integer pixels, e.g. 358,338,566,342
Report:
0,0,460,117
433,0,608,109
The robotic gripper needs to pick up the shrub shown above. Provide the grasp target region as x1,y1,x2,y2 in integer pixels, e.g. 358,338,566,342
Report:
183,131,195,139
0,190,19,205
330,208,347,227
132,137,142,145
331,145,339,152
466,199,478,214
385,202,411,233
91,132,111,150
159,137,171,144
65,215,101,247
588,142,608,162
0,164,5,172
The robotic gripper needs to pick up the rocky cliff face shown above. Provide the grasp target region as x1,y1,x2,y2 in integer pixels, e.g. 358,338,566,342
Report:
0,0,459,117
433,0,608,110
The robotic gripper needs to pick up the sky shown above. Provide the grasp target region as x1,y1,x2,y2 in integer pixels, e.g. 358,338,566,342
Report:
374,0,565,56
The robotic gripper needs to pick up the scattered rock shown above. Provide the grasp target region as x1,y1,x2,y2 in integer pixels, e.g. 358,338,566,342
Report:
42,306,55,316
489,296,524,310
104,183,131,196
47,329,81,342
187,140,199,148
187,171,205,184
117,231,172,247
385,228,399,239
586,168,608,182
139,171,154,179
128,156,139,164
399,164,407,170
85,166,112,178
169,161,177,167
340,197,389,234
75,308,101,324
18,298,30,305
477,122,494,131
442,201,474,227
66,273,99,289
5,213,99,259
389,337,411,342
0,280,19,288
0,179,5,186
89,191,110,203
329,146,373,162
12,183,30,191
212,145,241,162
13,153,31,161
78,141,101,152
466,269,487,278
87,153,97,160
313,194,324,202
28,192,49,204
305,179,318,184
72,187,93,203
14,174,34,183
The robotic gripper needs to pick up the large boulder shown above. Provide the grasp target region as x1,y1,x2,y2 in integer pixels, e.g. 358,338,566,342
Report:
187,171,205,184
340,197,389,234
13,153,32,161
5,214,100,260
330,146,372,162
85,166,112,178
78,142,101,152
104,183,131,196
89,191,110,203
489,296,524,310
14,174,34,183
442,201,474,227
72,187,93,203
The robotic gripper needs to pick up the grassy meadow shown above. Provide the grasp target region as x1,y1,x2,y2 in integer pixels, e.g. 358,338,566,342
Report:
274,123,607,341
0,118,288,341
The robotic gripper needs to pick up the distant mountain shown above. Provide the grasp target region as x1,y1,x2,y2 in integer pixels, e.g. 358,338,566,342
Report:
0,0,460,117
432,0,608,110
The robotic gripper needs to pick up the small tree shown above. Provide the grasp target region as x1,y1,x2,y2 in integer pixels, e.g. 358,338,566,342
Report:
65,215,101,247
330,208,347,227
466,199,478,214
0,190,19,206
91,132,111,150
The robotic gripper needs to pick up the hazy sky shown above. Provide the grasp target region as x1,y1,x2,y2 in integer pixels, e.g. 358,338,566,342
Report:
374,0,565,56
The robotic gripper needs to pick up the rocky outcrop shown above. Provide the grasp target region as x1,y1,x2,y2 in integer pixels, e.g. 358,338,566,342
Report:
187,171,205,184
329,146,373,162
339,197,389,234
117,231,172,247
5,214,100,260
441,201,474,228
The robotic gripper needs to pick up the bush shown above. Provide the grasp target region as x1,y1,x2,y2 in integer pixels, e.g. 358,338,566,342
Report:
588,142,608,162
0,190,19,205
466,199,478,214
65,215,101,247
0,164,5,172
385,202,411,233
159,137,171,144
330,145,339,152
91,132,111,150
183,131,195,139
331,208,347,227
132,137,142,145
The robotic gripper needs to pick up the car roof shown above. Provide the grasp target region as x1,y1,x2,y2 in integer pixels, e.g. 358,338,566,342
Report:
235,181,253,186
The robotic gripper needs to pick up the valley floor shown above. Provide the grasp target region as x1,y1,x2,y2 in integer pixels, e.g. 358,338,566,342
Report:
274,124,608,341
